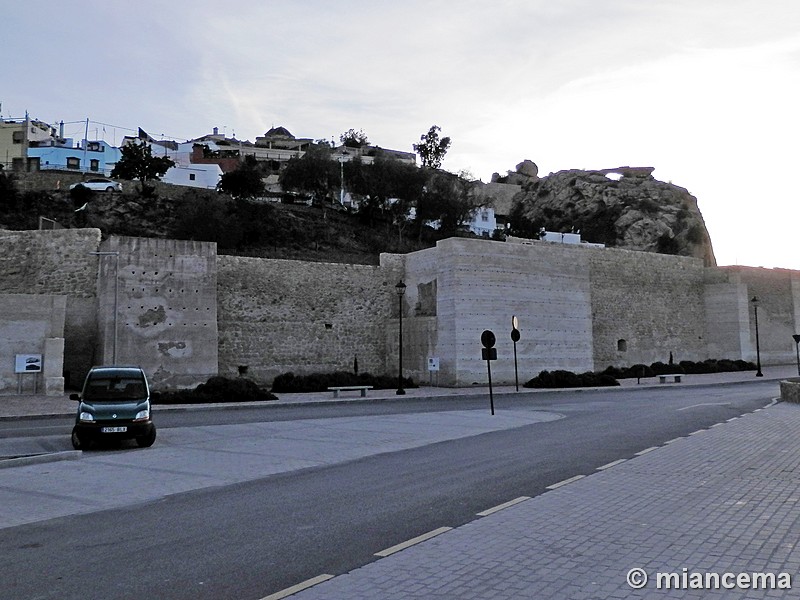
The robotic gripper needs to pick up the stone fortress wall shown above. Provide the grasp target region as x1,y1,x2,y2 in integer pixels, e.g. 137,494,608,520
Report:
0,228,797,392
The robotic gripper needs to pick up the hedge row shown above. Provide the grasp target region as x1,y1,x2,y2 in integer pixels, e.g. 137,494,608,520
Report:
153,376,276,404
271,371,417,393
524,370,620,389
602,359,756,380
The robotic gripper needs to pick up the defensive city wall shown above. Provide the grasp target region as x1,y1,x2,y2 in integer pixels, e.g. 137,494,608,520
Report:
0,228,797,394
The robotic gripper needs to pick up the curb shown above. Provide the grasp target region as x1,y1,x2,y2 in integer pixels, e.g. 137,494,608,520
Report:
0,450,82,470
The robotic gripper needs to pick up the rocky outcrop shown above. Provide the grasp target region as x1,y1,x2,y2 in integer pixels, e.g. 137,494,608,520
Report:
508,166,716,265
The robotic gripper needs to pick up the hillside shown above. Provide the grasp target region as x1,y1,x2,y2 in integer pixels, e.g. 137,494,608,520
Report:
1,167,716,265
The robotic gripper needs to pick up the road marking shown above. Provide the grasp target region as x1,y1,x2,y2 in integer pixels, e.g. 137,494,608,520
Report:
664,437,683,444
635,447,658,456
476,496,530,517
546,475,585,490
726,417,739,422
688,429,706,435
375,527,452,557
677,402,730,411
260,574,335,600
597,459,627,471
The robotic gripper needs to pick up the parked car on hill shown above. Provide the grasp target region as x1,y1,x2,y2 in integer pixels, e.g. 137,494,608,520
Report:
69,178,122,192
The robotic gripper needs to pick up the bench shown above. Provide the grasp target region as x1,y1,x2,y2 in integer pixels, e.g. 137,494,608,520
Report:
327,385,373,398
658,374,683,384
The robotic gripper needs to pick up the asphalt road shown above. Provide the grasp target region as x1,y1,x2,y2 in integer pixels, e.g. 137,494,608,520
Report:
0,382,776,600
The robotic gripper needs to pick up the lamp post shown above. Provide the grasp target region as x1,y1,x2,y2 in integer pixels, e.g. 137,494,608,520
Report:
752,296,763,377
793,334,800,377
90,250,120,365
395,280,406,395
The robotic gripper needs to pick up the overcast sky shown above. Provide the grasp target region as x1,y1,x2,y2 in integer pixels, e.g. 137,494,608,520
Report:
3,1,798,269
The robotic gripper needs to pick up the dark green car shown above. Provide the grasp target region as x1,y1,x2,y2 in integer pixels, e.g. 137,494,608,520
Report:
70,366,157,450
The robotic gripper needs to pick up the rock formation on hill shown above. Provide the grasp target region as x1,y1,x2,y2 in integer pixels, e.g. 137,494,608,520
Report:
505,163,716,265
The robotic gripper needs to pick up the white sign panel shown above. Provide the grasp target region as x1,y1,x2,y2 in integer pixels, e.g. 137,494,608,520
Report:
427,357,440,372
15,354,42,373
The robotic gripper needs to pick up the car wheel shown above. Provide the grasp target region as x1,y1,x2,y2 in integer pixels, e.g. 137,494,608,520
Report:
71,427,85,450
105,186,115,192
136,426,157,448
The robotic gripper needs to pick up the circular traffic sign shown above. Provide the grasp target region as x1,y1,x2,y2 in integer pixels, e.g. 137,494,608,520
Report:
511,328,521,343
481,330,496,348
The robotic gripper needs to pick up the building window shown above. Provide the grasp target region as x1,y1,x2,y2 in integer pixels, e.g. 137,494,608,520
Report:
189,173,196,181
90,159,100,172
67,157,80,170
617,339,627,352
12,131,23,143
481,211,489,222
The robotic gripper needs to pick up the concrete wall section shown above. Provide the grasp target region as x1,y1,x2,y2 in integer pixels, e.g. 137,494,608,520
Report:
409,238,594,386
0,294,66,394
99,236,218,389
722,267,798,365
0,228,101,386
590,249,707,369
703,281,750,360
217,256,395,385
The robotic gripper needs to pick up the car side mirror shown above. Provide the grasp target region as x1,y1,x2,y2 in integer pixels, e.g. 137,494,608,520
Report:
69,393,81,401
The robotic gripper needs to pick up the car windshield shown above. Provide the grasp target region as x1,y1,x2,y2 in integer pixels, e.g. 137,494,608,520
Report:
84,376,146,400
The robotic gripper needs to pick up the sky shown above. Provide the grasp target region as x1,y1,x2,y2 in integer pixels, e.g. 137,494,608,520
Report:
3,0,799,269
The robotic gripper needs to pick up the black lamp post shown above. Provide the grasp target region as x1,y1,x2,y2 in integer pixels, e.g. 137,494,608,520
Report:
396,280,406,395
793,334,800,377
752,296,763,377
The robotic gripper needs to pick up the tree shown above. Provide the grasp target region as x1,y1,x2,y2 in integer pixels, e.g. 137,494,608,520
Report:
339,128,369,148
111,141,175,196
348,157,426,242
279,145,339,203
217,156,265,198
415,170,482,237
413,125,451,170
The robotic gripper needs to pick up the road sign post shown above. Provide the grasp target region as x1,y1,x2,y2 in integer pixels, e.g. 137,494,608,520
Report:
511,315,520,392
481,330,497,415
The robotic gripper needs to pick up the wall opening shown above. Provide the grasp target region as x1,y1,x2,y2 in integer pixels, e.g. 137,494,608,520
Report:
617,339,627,352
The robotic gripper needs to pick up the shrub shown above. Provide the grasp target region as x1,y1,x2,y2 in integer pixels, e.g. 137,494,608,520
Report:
153,376,276,404
271,371,416,393
524,369,619,389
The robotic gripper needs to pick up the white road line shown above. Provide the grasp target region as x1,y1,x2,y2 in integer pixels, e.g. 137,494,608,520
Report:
375,527,452,557
688,429,706,435
677,402,730,411
476,496,530,517
664,437,683,444
546,475,585,490
635,447,658,456
260,574,335,600
597,459,627,471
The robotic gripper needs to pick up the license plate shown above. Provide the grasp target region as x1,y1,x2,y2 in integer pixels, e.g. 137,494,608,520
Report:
101,426,127,433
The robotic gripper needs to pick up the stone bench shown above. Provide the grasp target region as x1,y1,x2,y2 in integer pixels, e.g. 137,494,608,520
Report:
658,374,683,384
327,385,373,398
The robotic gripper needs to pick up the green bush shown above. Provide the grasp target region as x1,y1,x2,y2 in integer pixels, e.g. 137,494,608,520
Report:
524,369,619,389
271,371,416,393
153,376,276,404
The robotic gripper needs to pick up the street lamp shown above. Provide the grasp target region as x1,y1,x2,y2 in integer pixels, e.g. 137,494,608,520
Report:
395,280,406,395
90,250,120,365
793,334,800,377
511,315,520,391
752,296,763,377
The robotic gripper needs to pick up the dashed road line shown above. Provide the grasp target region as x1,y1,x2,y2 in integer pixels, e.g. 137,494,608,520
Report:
664,437,684,444
375,527,452,557
260,574,335,600
688,429,706,436
546,475,585,490
635,446,658,456
476,496,530,517
597,459,627,471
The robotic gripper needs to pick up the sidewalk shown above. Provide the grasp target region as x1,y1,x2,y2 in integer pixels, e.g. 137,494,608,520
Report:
0,365,796,420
